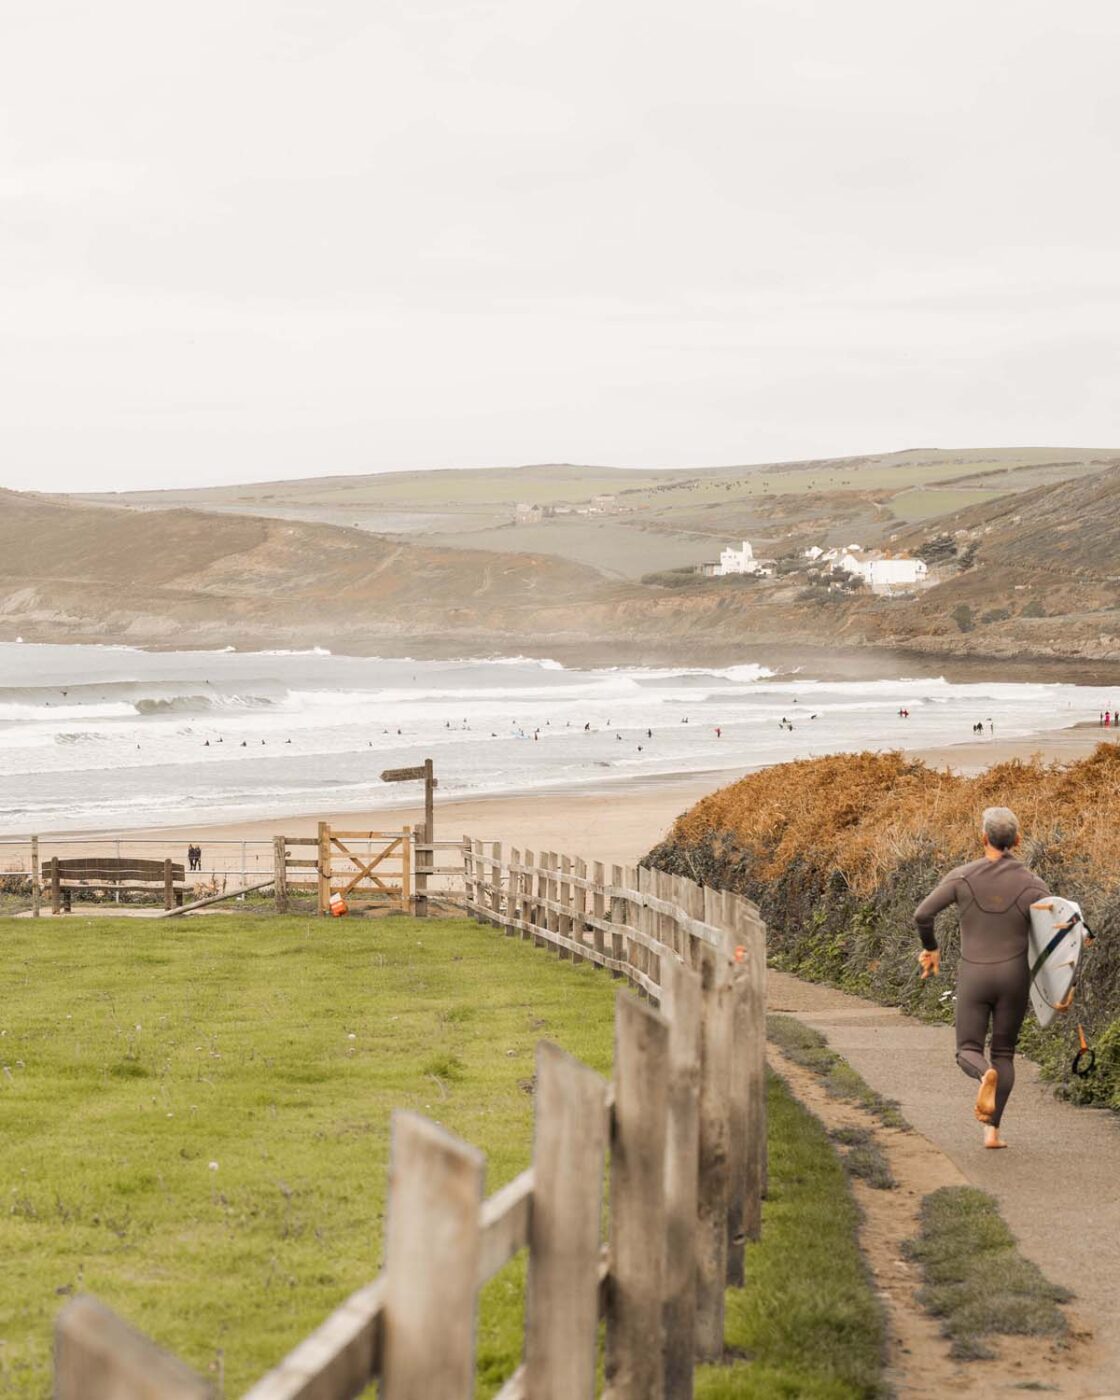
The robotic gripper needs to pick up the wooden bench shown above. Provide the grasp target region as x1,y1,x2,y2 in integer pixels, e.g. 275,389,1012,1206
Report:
42,858,188,914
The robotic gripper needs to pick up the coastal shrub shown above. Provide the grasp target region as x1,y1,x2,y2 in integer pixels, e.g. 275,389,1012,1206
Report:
640,568,704,588
903,1187,1070,1357
1021,599,1046,618
916,533,957,565
644,747,1120,1111
951,603,975,632
957,542,980,570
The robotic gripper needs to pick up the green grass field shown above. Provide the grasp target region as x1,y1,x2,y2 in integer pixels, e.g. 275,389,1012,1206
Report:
0,914,883,1397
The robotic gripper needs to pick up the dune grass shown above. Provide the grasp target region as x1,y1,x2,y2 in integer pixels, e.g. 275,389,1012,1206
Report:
0,912,886,1397
904,1187,1072,1360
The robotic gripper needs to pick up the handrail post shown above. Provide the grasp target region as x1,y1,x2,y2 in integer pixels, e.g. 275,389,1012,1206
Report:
317,821,330,915
695,886,734,1360
273,835,288,915
660,956,702,1398
524,1042,609,1397
605,994,670,1398
31,834,40,918
381,1115,484,1399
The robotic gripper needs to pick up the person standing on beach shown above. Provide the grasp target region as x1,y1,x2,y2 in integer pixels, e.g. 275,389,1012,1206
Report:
913,807,1048,1149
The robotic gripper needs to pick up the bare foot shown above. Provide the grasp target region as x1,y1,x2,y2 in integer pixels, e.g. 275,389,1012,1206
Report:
984,1126,1008,1149
974,1067,998,1123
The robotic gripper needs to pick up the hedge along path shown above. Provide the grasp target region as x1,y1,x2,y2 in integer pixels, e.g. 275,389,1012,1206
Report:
768,970,1119,1397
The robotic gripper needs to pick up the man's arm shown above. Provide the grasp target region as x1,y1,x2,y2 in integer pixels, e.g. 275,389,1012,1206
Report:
914,874,959,951
1017,871,1051,914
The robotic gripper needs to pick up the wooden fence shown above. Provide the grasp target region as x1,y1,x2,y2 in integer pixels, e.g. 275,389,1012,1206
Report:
54,844,766,1399
270,827,468,916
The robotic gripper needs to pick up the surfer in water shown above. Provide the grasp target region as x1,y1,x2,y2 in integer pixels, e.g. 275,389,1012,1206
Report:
913,807,1049,1149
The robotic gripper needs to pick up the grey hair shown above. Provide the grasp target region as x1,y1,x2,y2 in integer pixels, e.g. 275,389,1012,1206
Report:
982,806,1020,851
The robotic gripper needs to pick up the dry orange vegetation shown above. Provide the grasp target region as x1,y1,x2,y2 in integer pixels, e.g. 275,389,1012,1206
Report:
671,744,1120,897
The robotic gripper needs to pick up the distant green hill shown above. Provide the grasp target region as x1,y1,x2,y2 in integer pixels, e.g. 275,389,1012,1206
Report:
5,452,1120,668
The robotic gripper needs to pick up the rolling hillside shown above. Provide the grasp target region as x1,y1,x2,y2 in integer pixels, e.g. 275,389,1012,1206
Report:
5,456,1120,669
0,489,601,654
73,448,1119,582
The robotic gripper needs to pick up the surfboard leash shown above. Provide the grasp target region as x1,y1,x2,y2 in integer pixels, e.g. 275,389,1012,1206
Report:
1072,1023,1096,1079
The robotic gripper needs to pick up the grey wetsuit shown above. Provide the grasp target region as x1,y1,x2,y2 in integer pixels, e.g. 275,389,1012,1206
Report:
915,855,1049,1127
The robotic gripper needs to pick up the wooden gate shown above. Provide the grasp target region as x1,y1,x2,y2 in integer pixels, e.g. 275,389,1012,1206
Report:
316,823,412,915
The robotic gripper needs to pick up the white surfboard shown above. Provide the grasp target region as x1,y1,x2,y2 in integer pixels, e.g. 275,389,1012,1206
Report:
1028,897,1085,1028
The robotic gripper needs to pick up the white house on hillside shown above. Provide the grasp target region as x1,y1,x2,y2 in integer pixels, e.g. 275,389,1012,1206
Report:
716,541,765,576
837,550,928,592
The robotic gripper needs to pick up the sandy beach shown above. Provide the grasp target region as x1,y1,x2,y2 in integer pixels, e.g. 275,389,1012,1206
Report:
908,720,1119,775
8,723,1117,885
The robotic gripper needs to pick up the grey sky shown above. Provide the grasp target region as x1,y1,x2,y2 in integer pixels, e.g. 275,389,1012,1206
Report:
2,0,1118,492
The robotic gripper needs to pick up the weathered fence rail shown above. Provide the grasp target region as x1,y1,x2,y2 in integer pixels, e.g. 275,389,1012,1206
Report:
54,840,767,1399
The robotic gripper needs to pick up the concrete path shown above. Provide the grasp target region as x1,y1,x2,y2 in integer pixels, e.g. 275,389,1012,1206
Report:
769,970,1120,1397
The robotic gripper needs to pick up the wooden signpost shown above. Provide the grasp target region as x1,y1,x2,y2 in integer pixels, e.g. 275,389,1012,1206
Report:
381,758,436,916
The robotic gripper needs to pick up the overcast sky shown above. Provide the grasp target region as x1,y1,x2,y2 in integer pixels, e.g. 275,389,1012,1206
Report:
1,1,1118,492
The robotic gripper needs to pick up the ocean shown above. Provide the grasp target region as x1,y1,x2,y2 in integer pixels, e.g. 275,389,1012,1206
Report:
0,642,1115,835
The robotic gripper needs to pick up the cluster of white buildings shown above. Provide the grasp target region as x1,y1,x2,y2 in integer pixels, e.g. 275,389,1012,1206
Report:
803,544,928,593
514,495,619,526
701,541,775,578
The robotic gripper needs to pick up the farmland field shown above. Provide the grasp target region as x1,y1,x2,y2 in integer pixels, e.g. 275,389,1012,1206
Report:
0,912,883,1397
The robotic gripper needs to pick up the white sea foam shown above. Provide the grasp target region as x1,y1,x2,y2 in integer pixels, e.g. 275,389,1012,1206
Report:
0,642,1115,834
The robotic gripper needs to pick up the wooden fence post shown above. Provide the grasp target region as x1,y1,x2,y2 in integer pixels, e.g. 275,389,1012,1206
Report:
272,836,289,915
317,821,331,916
608,864,626,979
572,856,587,964
534,850,549,947
522,849,538,944
738,898,768,1221
55,1295,213,1399
679,877,705,971
489,842,502,926
524,1042,609,1398
724,889,751,1287
557,854,573,958
695,887,733,1361
272,837,289,915
506,849,521,937
605,993,670,1399
381,1113,484,1400
31,835,40,919
637,866,659,993
472,840,486,921
660,956,702,1400
462,834,475,912
401,827,413,915
50,855,61,916
592,860,606,963
545,853,559,943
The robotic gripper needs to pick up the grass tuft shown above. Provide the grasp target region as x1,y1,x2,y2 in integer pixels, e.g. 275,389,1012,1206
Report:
829,1125,872,1147
767,1016,908,1129
904,1187,1071,1356
842,1142,897,1191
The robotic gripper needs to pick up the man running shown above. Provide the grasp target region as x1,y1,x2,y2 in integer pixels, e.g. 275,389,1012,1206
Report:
914,807,1048,1149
